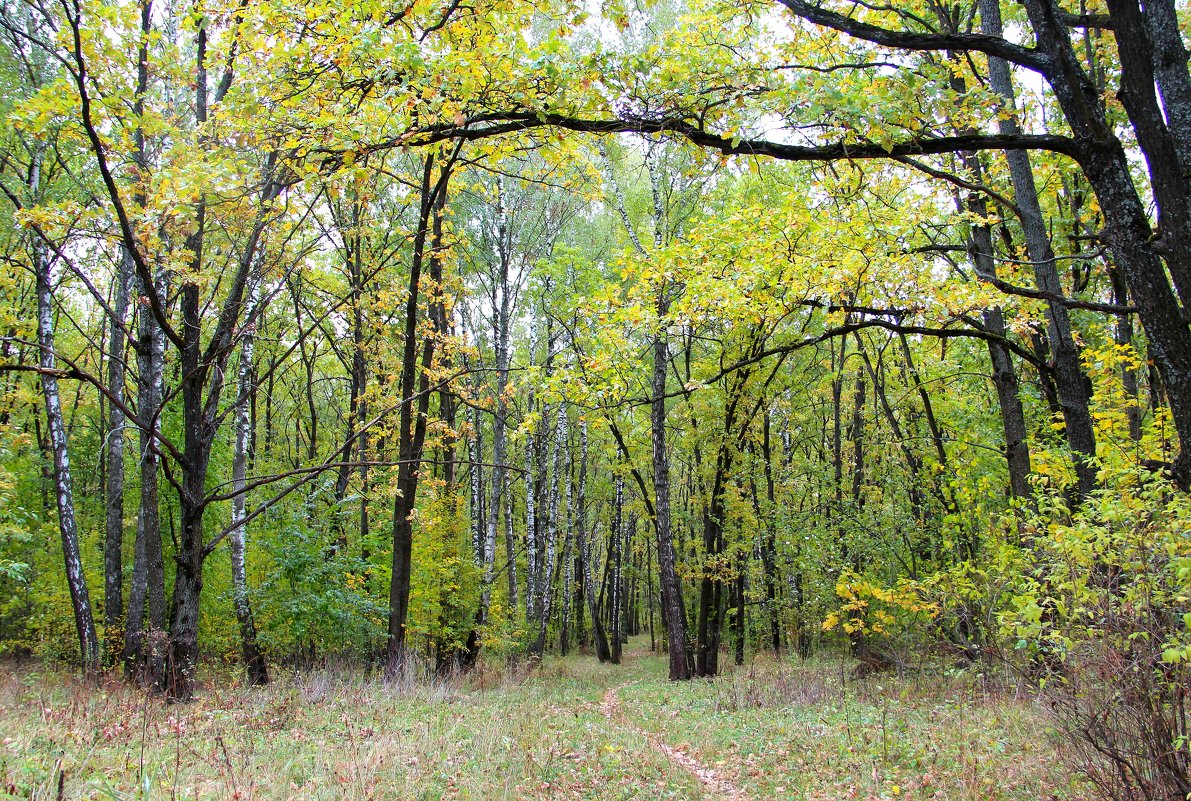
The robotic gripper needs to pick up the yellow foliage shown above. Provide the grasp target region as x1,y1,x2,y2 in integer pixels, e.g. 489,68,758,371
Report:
822,572,938,637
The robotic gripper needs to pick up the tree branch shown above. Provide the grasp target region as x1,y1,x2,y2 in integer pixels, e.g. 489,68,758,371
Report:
332,114,1084,169
775,0,1052,73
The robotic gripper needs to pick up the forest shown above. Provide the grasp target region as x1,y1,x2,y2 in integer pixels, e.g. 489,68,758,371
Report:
0,0,1189,796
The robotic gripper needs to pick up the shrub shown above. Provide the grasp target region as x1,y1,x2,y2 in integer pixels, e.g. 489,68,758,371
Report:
1004,473,1191,800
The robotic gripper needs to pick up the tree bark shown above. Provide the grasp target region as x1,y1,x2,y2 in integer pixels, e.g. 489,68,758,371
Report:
576,421,611,661
760,412,782,653
524,321,539,623
559,428,574,655
609,475,624,663
120,0,155,677
653,289,691,680
124,268,167,682
979,0,1097,499
34,196,99,674
228,266,268,685
103,246,131,665
479,183,512,624
531,403,567,655
958,168,1033,501
387,153,453,669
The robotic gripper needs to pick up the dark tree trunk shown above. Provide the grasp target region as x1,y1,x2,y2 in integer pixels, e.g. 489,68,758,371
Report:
960,172,1033,501
1017,0,1191,485
104,246,131,665
761,411,782,654
849,366,865,511
653,289,691,680
330,209,368,553
387,153,453,669
1109,267,1142,441
609,476,624,663
119,0,153,674
979,0,1097,499
733,551,745,666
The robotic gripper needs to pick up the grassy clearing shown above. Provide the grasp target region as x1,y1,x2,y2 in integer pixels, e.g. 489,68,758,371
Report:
1,642,1087,801
613,655,1085,800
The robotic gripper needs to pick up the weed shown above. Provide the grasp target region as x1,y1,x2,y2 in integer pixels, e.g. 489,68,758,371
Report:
0,643,1089,800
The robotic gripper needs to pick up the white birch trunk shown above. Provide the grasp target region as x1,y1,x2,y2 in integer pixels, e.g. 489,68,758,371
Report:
524,320,538,622
229,265,267,684
33,154,99,671
480,190,511,622
533,403,567,653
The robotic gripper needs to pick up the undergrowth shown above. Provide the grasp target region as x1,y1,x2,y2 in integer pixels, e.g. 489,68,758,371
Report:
0,644,1087,800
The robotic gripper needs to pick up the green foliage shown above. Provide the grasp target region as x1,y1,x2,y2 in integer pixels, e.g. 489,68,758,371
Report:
407,487,482,656
253,512,388,660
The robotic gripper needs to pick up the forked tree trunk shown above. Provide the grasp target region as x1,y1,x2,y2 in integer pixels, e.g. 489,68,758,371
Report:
387,153,453,669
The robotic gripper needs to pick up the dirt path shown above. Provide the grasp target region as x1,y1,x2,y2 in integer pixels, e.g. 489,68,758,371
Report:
600,683,752,801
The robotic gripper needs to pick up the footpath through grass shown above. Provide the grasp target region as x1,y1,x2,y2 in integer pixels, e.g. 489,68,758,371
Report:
0,641,1087,800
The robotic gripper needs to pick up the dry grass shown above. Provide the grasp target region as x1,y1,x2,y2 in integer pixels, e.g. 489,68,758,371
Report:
0,645,1089,801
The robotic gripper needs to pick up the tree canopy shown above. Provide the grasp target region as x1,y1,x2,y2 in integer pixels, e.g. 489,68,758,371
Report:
1,11,1189,790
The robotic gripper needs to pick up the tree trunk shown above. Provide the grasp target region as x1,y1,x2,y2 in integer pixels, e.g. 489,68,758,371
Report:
480,188,512,624
35,211,99,674
124,269,167,682
330,210,368,553
849,366,865,510
733,552,745,666
469,401,485,563
228,269,268,685
524,324,539,623
532,403,567,655
1016,0,1191,486
609,475,624,663
959,171,1033,501
761,412,782,654
387,153,452,669
118,0,153,675
560,431,574,655
577,421,611,662
103,247,132,665
979,0,1097,499
1109,267,1142,441
653,289,691,680
504,474,518,617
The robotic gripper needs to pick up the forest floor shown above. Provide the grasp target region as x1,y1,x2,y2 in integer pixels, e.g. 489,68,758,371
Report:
0,640,1089,801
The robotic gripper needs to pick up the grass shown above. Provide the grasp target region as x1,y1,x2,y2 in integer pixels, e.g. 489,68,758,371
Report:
0,641,1088,800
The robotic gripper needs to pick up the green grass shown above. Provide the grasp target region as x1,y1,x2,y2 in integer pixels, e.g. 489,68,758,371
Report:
0,642,1088,800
